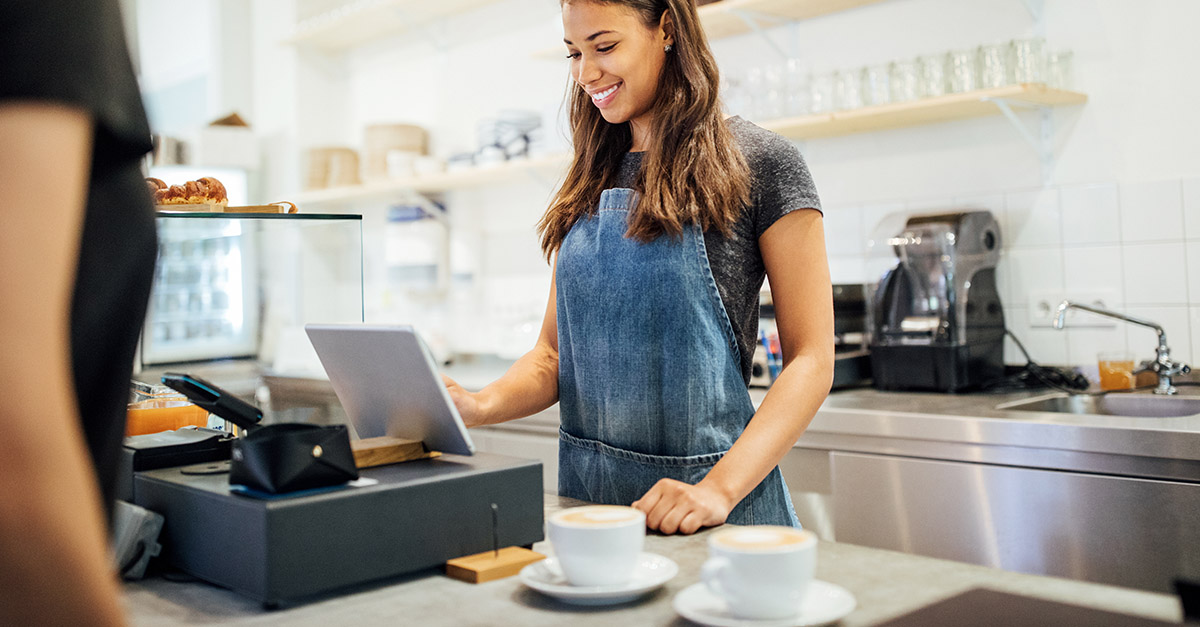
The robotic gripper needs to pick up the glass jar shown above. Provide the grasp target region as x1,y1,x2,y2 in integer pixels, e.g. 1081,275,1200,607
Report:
834,69,863,110
1010,37,1047,84
979,43,1008,89
947,49,978,93
1047,50,1074,89
862,64,890,107
809,72,835,114
888,59,919,103
918,54,947,98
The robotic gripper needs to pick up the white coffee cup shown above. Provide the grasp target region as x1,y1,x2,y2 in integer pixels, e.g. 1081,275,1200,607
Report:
547,505,646,587
701,526,817,620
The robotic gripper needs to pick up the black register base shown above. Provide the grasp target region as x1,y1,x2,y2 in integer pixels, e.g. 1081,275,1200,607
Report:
133,453,544,607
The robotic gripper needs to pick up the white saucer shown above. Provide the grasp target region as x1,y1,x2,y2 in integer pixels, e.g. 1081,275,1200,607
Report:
519,552,677,605
673,580,856,627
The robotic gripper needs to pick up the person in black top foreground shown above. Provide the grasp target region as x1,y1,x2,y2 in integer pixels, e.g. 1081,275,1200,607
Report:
0,1,157,624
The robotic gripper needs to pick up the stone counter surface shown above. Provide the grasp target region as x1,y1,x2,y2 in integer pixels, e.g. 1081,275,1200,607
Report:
124,496,1182,626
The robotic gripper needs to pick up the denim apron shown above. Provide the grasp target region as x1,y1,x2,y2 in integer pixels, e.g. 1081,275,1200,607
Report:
556,187,799,526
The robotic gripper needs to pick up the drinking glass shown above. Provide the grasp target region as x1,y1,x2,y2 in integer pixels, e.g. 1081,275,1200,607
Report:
862,64,890,107
1047,50,1074,89
744,67,766,120
1010,37,1046,84
947,49,978,93
979,43,1008,89
761,63,786,120
784,59,811,116
809,72,835,114
834,69,863,110
889,59,919,102
918,54,947,98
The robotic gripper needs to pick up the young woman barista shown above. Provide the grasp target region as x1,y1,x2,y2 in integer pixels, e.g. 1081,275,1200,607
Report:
443,0,833,535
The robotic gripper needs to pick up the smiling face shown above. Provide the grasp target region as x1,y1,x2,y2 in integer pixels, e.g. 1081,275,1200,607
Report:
562,1,672,148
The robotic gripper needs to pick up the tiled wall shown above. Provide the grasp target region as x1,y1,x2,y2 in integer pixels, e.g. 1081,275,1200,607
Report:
823,178,1200,369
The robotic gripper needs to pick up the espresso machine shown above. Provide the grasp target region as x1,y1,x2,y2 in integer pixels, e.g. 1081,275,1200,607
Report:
867,211,1005,392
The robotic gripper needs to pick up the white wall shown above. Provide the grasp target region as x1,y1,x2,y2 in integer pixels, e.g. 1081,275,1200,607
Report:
238,0,1199,368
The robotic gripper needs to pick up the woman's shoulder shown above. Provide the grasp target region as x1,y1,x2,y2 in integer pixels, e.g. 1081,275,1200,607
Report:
724,116,805,172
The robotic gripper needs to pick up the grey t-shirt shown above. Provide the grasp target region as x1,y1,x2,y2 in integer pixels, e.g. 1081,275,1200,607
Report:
614,116,822,384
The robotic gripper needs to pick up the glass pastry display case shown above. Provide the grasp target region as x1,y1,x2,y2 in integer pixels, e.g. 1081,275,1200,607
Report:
139,212,363,376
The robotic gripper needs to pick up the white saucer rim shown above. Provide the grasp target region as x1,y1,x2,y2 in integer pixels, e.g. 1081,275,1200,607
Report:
672,579,856,627
520,552,678,599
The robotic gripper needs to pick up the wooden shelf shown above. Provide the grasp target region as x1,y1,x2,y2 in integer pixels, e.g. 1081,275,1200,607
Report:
284,0,500,52
292,153,570,207
535,0,886,59
760,84,1087,140
289,85,1085,207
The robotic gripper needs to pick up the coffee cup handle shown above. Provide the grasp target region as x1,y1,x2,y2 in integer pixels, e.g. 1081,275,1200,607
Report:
701,556,735,600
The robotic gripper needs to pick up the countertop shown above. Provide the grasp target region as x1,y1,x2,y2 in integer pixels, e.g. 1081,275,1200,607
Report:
123,495,1182,626
449,352,1200,470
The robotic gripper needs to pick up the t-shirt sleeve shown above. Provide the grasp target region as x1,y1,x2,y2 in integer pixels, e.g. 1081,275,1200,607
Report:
0,0,152,168
750,134,823,239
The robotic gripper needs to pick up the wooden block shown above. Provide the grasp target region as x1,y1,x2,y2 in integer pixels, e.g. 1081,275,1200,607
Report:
351,436,439,469
444,547,545,584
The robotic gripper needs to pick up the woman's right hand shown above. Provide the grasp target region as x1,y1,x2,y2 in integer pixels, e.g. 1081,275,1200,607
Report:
441,374,484,427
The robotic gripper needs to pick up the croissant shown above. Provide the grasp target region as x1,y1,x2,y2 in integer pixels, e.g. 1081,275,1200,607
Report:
149,176,228,205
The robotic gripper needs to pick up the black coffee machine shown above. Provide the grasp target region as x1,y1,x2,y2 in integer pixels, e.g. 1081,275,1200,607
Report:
868,211,1005,392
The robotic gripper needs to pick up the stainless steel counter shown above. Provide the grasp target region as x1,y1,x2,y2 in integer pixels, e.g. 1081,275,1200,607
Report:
123,495,1183,626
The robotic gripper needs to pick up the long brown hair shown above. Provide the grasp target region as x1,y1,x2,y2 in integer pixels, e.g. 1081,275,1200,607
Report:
538,0,750,259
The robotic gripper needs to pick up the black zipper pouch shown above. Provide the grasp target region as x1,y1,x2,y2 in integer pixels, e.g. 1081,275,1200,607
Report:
229,423,358,494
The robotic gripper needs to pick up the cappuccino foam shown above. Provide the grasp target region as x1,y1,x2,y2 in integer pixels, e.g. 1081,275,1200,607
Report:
553,506,642,527
712,527,810,551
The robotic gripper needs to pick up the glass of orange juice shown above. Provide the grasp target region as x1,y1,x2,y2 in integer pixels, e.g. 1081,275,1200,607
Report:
126,398,211,436
1097,351,1135,391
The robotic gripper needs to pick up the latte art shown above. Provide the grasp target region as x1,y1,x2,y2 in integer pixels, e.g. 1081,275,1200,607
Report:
712,527,811,551
552,506,643,527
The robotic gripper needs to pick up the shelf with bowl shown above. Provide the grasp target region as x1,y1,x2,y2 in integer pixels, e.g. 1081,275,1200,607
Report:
288,85,1085,207
760,83,1087,140
282,0,501,52
534,0,887,60
291,152,571,208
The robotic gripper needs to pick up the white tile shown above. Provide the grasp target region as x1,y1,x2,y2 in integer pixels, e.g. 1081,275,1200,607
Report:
1065,326,1129,368
994,250,1014,306
952,193,1005,214
1003,188,1062,249
1060,183,1121,245
1190,241,1200,304
827,255,867,285
822,206,865,256
1184,178,1200,241
1005,306,1069,366
1062,246,1125,304
1003,248,1065,306
1118,180,1185,243
1123,306,1192,366
1121,242,1188,305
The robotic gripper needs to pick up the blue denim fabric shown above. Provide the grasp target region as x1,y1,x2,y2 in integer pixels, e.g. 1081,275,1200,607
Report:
556,187,799,527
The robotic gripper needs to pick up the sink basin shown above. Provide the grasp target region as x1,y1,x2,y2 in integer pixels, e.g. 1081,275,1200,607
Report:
998,393,1200,418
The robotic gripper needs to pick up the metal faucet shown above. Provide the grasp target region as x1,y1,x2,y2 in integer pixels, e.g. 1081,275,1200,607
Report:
1054,300,1190,394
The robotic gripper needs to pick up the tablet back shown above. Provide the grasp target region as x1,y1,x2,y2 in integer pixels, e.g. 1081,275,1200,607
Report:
305,324,475,455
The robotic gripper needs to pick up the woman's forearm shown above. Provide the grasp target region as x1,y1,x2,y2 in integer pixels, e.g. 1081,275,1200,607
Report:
473,343,560,426
699,351,833,507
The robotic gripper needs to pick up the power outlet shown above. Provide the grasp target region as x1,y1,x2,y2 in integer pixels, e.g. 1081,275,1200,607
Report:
1027,290,1120,328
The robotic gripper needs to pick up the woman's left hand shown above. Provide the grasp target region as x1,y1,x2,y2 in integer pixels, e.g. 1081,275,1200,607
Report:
632,479,734,535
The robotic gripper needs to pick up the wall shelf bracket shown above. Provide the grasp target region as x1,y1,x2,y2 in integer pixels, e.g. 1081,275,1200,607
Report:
729,9,791,61
983,96,1055,186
